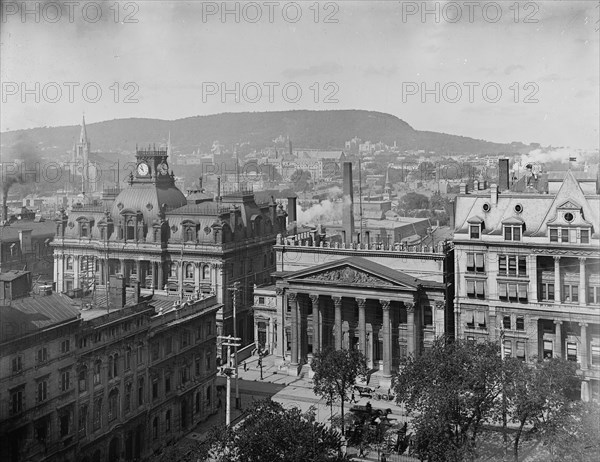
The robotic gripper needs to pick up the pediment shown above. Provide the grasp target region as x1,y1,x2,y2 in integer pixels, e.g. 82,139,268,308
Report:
287,262,419,290
557,200,581,210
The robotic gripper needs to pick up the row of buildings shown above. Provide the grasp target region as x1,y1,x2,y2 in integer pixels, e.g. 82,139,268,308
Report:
1,131,599,461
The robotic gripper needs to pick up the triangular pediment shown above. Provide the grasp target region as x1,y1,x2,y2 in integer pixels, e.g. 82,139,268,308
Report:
286,257,420,290
557,200,581,210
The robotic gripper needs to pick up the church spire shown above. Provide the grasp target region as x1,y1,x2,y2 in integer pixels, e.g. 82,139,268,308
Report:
79,114,88,144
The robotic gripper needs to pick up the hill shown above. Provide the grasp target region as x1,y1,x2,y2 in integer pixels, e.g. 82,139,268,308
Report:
0,110,530,158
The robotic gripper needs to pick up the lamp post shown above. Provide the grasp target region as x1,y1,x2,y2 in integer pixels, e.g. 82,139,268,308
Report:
218,335,241,426
228,282,241,409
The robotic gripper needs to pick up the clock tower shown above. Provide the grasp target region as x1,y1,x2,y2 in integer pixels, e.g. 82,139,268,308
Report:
134,143,173,186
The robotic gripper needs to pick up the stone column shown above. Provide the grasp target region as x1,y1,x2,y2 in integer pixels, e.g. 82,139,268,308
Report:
276,287,285,360
136,260,141,283
527,316,539,359
406,303,416,356
309,294,320,354
120,259,126,278
529,254,538,302
214,263,223,302
157,262,164,290
580,323,588,370
289,292,299,366
554,321,563,359
298,296,308,361
268,317,274,353
380,299,392,377
333,296,343,350
579,258,587,306
194,263,201,291
356,298,367,357
178,262,184,295
74,255,81,288
554,256,561,303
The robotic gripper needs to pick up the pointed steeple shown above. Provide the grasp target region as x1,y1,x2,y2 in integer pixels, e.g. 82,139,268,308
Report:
79,115,88,144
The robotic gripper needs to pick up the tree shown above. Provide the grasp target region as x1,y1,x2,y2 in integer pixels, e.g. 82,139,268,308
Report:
205,399,349,462
399,192,429,211
539,400,600,461
394,338,504,461
290,169,312,191
311,347,368,436
503,357,580,462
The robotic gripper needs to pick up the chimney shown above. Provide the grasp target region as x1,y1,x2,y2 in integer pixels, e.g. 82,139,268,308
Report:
342,161,355,245
109,275,126,309
498,158,510,192
490,183,498,205
473,179,479,191
449,199,456,230
133,281,141,304
287,197,297,235
459,183,468,195
19,229,32,254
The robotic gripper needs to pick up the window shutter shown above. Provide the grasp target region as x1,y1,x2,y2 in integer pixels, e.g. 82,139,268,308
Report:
467,253,474,268
498,283,507,298
476,280,485,296
476,311,486,326
518,284,527,299
475,254,484,269
466,280,475,295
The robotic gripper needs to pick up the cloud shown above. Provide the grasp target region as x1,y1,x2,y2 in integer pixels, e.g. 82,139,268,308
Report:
504,65,525,75
363,65,399,77
281,63,343,79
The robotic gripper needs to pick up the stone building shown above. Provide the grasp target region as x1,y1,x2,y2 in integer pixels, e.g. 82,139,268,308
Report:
0,271,220,462
52,144,287,354
453,161,600,400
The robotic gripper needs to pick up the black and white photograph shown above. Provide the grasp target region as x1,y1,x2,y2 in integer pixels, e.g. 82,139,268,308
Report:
1,1,599,461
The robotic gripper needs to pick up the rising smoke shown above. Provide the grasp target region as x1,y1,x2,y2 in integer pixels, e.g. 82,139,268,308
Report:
512,147,598,175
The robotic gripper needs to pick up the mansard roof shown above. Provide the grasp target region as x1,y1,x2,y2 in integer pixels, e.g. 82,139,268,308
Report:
454,170,600,237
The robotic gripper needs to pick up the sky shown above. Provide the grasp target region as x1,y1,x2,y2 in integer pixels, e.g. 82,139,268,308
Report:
1,0,599,149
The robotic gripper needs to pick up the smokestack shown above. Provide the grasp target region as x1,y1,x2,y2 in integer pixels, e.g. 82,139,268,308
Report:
498,158,510,192
287,196,297,235
217,177,221,200
2,195,7,223
342,162,355,245
109,275,126,309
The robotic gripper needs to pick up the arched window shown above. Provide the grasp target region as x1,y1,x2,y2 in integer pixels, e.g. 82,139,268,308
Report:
170,263,177,278
185,263,194,279
112,354,119,378
124,382,132,413
81,222,89,237
100,227,106,240
108,389,119,421
185,227,194,242
127,219,135,240
108,356,114,379
154,228,160,242
66,257,73,271
202,265,210,280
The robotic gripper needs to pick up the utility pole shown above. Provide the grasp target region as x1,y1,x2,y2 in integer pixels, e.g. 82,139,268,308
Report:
228,281,242,409
218,335,241,426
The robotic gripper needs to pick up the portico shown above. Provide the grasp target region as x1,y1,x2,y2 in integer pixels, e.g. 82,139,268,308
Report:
274,256,447,387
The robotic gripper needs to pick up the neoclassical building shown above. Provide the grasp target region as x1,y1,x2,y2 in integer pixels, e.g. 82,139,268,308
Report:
253,229,454,388
52,144,287,354
454,165,600,400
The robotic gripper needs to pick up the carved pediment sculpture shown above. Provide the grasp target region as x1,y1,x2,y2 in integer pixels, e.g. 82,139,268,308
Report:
306,266,393,286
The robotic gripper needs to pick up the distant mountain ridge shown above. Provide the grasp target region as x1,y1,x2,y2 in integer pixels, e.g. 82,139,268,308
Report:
0,110,530,157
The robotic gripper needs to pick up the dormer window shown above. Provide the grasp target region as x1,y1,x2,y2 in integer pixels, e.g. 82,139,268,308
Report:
126,219,135,241
185,227,194,242
504,225,521,241
81,223,89,237
581,229,590,244
470,225,480,239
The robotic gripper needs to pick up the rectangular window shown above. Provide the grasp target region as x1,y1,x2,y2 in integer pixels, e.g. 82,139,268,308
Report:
516,341,525,360
475,254,484,272
589,286,600,304
476,280,485,298
518,257,527,276
466,279,475,296
465,311,475,329
60,413,70,437
151,342,159,362
561,228,569,243
470,225,480,239
499,256,507,275
498,282,508,299
581,229,590,244
11,389,23,414
503,316,511,330
165,337,172,355
550,228,558,242
476,311,486,328
137,345,143,365
37,347,48,363
12,356,22,374
563,284,578,303
591,342,600,366
165,375,171,394
503,340,512,358
61,370,71,392
516,317,525,331
423,307,433,326
508,283,518,300
540,283,555,301
152,380,159,400
38,380,48,402
505,226,521,241
93,399,102,430
467,253,475,272
508,257,517,276
567,342,578,362
543,340,553,359
518,284,528,301
138,379,144,406
61,340,70,354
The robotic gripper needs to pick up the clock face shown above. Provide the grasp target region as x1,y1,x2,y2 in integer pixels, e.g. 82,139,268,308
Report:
137,162,150,176
158,162,169,175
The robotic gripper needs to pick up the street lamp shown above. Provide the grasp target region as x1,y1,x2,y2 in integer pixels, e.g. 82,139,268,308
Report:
218,335,241,426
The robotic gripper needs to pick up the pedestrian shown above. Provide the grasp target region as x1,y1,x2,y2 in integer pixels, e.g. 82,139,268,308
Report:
243,361,247,372
381,452,387,462
365,401,372,415
351,390,357,403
